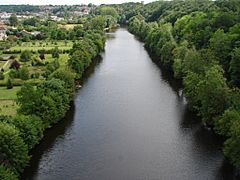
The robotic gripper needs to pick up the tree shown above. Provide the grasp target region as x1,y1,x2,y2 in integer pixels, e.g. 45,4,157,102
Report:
19,67,29,80
49,68,76,99
0,122,29,173
214,108,240,137
9,14,18,26
6,78,13,89
223,121,240,168
87,16,106,31
0,115,44,150
20,50,32,62
51,47,60,59
0,164,17,180
98,6,118,18
210,29,233,72
229,48,240,87
198,66,229,124
17,79,70,127
10,60,20,70
39,52,45,60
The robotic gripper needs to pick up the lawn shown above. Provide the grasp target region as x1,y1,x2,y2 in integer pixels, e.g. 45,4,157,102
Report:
59,24,83,30
0,100,18,116
45,54,69,66
0,86,21,100
0,86,21,116
9,41,73,52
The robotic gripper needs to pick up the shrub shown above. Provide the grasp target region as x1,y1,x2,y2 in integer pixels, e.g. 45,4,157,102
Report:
19,67,29,80
9,69,20,79
6,78,13,89
20,50,32,62
51,47,60,59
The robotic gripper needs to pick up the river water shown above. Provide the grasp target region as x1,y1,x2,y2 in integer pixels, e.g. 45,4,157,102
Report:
22,28,234,180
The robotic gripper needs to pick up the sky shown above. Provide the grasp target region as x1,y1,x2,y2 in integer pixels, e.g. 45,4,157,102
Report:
0,0,157,5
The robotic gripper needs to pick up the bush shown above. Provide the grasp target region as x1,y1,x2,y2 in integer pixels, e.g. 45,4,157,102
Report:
0,122,29,173
0,164,17,180
31,72,40,79
9,69,20,79
51,47,60,59
20,50,32,62
19,67,29,80
6,78,13,89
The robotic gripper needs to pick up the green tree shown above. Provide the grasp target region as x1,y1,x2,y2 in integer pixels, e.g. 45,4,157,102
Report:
198,66,229,124
98,6,118,18
0,122,29,173
51,47,60,59
20,50,32,62
49,68,76,99
210,29,233,72
9,14,18,26
223,121,240,168
6,78,13,89
229,48,240,87
0,164,17,180
17,79,70,127
0,115,44,150
214,108,240,137
19,66,29,80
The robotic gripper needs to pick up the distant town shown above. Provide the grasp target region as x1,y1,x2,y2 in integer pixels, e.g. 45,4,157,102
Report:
0,4,94,40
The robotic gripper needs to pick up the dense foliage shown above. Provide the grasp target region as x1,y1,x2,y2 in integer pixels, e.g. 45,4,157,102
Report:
124,0,240,170
0,9,110,178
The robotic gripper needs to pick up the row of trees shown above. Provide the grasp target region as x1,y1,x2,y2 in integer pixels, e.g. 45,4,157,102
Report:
0,17,107,178
126,0,240,171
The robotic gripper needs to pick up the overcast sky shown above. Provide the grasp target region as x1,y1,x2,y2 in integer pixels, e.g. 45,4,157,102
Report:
0,0,157,5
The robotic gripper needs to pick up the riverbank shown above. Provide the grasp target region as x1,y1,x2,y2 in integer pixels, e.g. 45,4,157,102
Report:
0,29,106,179
128,16,240,177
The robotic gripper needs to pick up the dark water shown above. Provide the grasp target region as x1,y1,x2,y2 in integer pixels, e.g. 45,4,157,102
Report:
22,28,235,180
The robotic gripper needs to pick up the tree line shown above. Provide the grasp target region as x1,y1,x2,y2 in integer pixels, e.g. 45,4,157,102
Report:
117,0,240,172
0,16,107,179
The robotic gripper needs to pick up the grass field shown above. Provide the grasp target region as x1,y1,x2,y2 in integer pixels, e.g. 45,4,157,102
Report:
0,87,21,116
59,24,83,30
0,86,21,100
9,41,73,52
0,100,18,116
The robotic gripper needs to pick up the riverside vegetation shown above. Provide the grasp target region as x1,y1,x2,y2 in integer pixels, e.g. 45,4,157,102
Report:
112,0,240,174
0,6,118,179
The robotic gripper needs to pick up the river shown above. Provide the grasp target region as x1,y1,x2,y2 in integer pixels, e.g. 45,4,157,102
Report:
21,28,235,180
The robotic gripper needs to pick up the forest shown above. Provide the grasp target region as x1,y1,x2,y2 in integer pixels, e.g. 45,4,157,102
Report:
112,0,240,172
